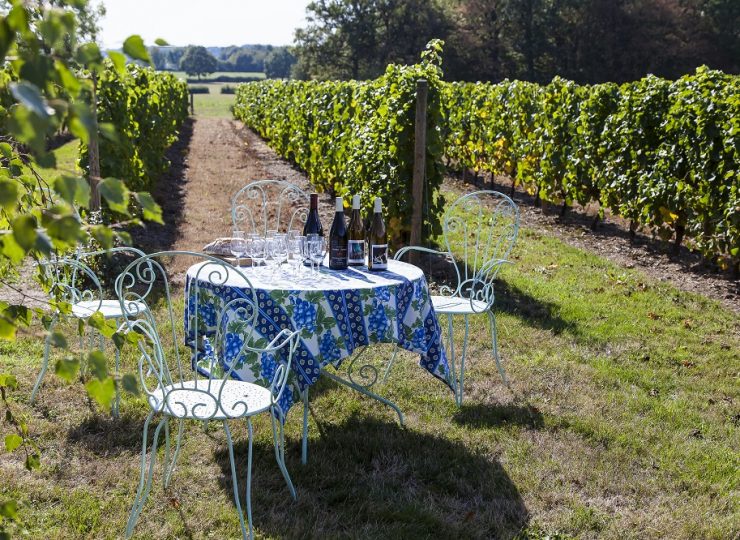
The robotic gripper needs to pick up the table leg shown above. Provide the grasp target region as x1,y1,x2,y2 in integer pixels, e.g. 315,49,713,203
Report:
301,387,309,465
320,370,405,427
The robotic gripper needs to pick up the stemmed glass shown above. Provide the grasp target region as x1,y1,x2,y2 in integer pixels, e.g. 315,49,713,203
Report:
287,235,305,276
247,233,266,271
230,230,246,267
307,234,325,275
270,234,288,277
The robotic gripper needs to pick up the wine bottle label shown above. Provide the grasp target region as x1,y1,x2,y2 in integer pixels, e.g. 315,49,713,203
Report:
370,244,388,269
329,243,348,268
348,240,365,265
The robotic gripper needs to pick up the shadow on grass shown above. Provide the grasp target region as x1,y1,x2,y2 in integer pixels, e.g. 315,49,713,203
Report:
453,402,544,429
66,413,148,456
214,413,529,539
495,279,578,337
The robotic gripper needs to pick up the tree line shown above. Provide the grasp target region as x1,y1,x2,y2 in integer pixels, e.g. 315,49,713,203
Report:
150,44,296,78
291,0,739,83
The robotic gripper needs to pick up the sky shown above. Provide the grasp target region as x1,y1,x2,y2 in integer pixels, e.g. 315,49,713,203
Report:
99,0,310,49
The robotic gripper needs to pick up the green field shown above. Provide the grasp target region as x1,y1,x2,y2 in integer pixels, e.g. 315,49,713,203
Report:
169,71,265,81
1,184,737,538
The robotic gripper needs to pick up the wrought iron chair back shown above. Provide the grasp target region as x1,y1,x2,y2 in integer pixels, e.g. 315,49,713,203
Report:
116,251,294,420
231,179,309,235
441,190,519,312
39,256,104,314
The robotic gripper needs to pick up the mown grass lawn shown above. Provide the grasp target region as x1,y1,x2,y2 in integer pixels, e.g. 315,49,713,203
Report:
0,189,737,539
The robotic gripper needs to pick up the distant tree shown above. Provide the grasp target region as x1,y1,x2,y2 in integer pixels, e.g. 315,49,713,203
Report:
265,48,297,78
150,46,167,70
179,45,218,79
293,0,449,80
229,50,260,72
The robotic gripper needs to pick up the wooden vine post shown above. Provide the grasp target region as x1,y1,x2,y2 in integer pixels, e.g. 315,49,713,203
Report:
410,79,428,265
88,71,101,213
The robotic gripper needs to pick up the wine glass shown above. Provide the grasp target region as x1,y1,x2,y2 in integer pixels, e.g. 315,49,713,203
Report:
247,233,266,271
271,234,288,276
288,235,305,276
230,231,246,267
307,234,325,275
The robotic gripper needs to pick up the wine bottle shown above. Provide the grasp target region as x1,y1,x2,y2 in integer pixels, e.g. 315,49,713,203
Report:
303,193,324,236
347,195,365,266
367,197,388,271
328,196,348,270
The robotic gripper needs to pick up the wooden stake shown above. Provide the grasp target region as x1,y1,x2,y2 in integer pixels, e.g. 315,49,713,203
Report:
88,71,101,213
410,79,427,265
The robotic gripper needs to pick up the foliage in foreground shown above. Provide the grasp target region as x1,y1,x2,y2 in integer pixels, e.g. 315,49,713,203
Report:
233,40,447,245
0,1,168,535
442,68,740,269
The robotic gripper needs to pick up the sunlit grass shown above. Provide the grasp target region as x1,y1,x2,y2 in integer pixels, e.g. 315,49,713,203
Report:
0,200,738,538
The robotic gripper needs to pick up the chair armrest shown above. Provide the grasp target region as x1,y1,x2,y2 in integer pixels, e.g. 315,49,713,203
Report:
393,245,453,262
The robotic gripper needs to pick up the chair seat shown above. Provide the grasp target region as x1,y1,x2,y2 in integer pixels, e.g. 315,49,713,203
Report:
148,379,273,419
72,299,148,319
431,295,489,315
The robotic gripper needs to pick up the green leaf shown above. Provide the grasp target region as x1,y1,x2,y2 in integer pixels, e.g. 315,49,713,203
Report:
54,357,80,382
49,331,67,349
122,373,140,395
0,499,18,521
90,224,114,250
0,142,12,158
134,192,163,224
53,176,90,207
0,19,16,63
107,51,126,74
11,214,37,251
75,42,102,66
9,81,54,119
123,35,151,64
87,350,108,380
4,434,22,452
0,373,18,389
85,377,115,409
154,38,169,46
0,319,16,341
54,59,80,97
87,311,117,338
0,179,19,211
98,122,120,143
99,177,129,214
46,214,82,245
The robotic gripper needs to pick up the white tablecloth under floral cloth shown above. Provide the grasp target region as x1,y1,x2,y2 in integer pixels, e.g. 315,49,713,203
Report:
185,260,452,419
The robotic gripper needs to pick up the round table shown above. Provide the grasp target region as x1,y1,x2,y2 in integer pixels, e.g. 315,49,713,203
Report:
185,259,452,419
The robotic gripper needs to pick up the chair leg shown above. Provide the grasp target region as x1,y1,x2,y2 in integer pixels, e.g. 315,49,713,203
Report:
457,316,470,406
113,317,121,417
126,412,166,538
223,419,253,540
301,387,309,465
446,314,458,402
30,315,58,405
488,310,510,388
270,410,296,499
164,419,184,489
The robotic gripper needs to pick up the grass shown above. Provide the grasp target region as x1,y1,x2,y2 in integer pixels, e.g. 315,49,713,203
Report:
169,71,265,81
189,84,236,118
0,192,738,538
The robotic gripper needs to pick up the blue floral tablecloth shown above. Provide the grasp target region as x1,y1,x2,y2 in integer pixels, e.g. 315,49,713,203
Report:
185,260,452,418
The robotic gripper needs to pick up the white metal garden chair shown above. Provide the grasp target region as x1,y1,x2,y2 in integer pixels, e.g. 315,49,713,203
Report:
31,247,150,416
116,251,299,540
231,179,309,234
392,191,520,405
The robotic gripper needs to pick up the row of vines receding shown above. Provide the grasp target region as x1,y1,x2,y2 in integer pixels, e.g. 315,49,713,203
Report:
442,67,739,271
79,62,189,193
233,40,447,246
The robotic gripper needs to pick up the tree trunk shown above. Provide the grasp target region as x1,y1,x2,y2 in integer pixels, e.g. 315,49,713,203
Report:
629,220,637,241
559,201,569,218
